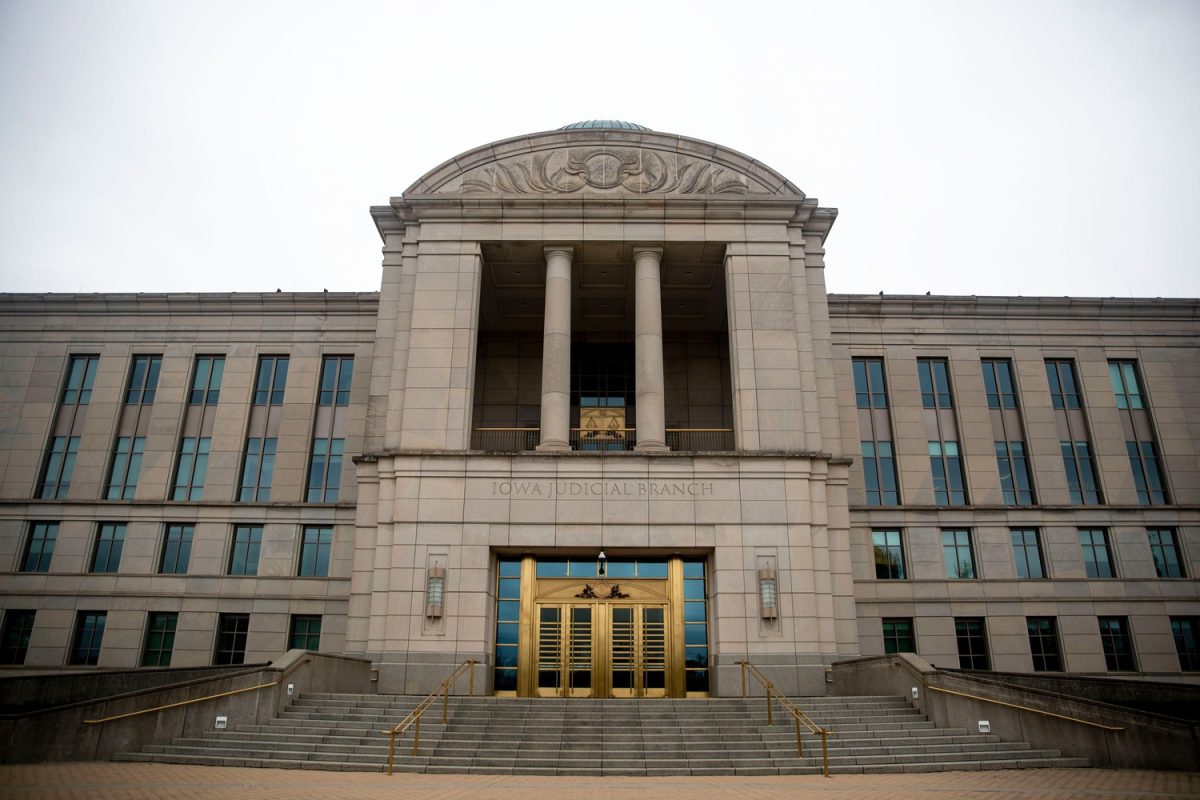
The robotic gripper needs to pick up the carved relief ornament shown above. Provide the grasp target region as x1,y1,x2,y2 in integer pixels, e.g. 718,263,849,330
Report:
458,148,758,195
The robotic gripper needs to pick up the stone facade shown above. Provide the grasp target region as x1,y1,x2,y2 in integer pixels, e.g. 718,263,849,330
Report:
0,123,1197,695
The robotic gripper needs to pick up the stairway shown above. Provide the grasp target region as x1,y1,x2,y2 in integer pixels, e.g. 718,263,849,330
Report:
115,693,1090,775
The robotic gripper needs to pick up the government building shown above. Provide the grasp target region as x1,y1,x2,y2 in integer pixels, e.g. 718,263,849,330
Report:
1,121,1197,700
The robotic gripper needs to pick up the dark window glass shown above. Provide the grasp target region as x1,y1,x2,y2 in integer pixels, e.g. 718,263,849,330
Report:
318,357,354,406
238,437,277,502
1079,529,1115,578
918,359,953,408
37,436,80,499
1062,441,1102,504
105,436,145,500
882,618,915,654
1148,529,1185,578
172,437,211,501
1108,361,1144,410
1171,617,1200,672
1098,616,1137,671
861,441,899,505
942,529,976,579
1045,360,1081,409
214,613,249,665
0,610,36,665
71,611,107,666
929,441,968,505
995,441,1035,505
853,358,889,409
253,356,289,405
981,359,1018,409
289,615,321,650
21,522,57,573
125,355,162,404
1027,616,1062,671
61,355,99,405
159,525,193,574
298,527,333,577
228,526,263,576
90,523,125,573
142,612,177,667
189,356,224,404
873,530,905,580
494,558,522,692
1127,440,1169,505
955,617,990,670
1010,529,1045,579
306,438,344,503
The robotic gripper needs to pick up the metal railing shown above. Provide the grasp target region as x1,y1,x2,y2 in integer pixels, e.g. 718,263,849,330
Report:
738,660,831,777
471,427,736,452
382,659,477,775
923,683,1125,731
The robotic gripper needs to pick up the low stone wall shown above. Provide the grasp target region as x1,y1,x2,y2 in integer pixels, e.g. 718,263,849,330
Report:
0,650,374,764
831,654,1200,771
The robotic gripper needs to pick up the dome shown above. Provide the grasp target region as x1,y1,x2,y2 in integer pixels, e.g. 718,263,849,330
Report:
559,120,651,131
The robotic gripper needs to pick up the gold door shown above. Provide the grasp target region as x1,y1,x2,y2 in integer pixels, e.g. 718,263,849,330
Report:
609,605,668,698
536,604,595,697
535,602,667,698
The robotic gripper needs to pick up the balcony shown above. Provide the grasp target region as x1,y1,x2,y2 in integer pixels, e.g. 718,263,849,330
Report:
470,428,735,453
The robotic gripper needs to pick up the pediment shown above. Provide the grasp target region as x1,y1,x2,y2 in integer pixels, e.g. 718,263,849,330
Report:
405,130,804,199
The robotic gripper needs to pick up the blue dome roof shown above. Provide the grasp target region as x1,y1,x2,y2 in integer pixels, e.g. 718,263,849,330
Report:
559,120,651,131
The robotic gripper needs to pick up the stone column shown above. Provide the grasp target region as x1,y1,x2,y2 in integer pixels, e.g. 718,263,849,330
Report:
536,247,573,451
634,246,668,451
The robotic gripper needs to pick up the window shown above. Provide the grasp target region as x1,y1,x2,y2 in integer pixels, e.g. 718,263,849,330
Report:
1147,529,1185,578
942,529,976,579
1171,617,1199,672
238,437,277,502
71,611,107,666
228,526,262,576
955,618,990,670
159,525,193,574
61,355,100,405
882,618,916,654
125,355,162,404
929,441,967,505
142,612,178,667
298,527,333,577
1010,529,1046,579
1079,528,1115,578
171,437,211,501
995,441,1034,505
494,558,522,693
318,356,353,406
90,523,126,573
917,358,953,408
306,438,344,503
37,436,80,500
253,356,289,405
105,436,145,500
1027,617,1062,671
1045,360,1082,409
289,615,321,650
1061,441,1102,504
21,522,57,573
853,358,888,408
861,441,899,505
214,613,249,665
1126,440,1168,505
872,530,905,579
1108,360,1144,410
189,356,224,404
981,359,1018,409
0,610,36,665
1098,616,1137,672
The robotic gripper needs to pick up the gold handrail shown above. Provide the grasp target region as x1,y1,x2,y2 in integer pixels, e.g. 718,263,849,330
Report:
83,657,312,725
381,659,477,775
923,684,1125,731
738,660,831,778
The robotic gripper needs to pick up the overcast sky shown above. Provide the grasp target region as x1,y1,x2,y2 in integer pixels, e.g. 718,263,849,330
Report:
1,0,1197,298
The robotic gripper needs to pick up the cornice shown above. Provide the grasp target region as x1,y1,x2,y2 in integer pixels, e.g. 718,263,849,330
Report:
828,293,1200,320
0,292,381,316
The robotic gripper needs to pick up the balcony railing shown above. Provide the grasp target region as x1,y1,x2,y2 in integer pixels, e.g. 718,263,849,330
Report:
470,427,735,453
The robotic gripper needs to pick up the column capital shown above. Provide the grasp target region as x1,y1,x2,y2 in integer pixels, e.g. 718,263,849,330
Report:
543,246,575,260
632,246,664,259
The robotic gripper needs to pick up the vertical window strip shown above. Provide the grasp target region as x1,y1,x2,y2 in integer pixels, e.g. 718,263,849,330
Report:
105,436,145,500
1061,440,1102,504
1127,440,1169,505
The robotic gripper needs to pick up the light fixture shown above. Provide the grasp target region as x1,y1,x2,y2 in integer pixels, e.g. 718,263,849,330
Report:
598,550,607,577
425,565,446,618
758,564,778,620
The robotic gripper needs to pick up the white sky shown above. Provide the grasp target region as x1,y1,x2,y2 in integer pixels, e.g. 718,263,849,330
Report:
1,0,1198,298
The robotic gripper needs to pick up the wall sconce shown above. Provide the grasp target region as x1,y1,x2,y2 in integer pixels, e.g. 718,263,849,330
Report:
757,564,778,619
425,565,445,618
598,550,607,577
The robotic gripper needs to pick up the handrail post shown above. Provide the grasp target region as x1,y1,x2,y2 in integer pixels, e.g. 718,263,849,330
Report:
766,686,773,726
740,661,747,698
412,711,421,756
469,660,476,696
388,731,395,775
821,730,829,778
795,716,803,757
443,684,449,724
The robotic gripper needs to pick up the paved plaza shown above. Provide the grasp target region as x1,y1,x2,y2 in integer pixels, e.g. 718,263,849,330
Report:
0,764,1197,800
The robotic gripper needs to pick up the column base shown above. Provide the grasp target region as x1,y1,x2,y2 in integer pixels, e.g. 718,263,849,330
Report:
535,441,571,452
634,441,670,452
